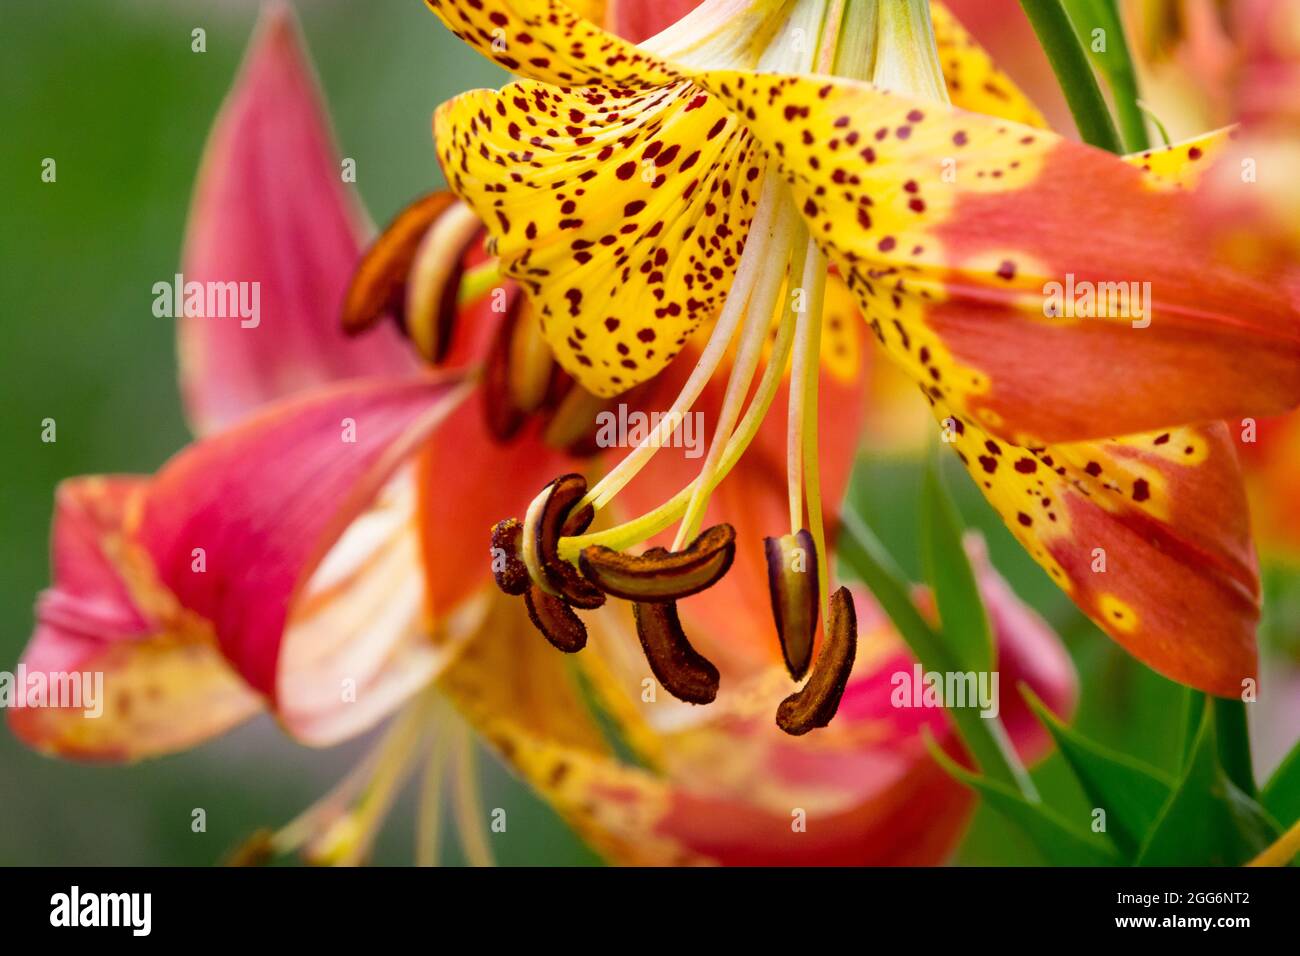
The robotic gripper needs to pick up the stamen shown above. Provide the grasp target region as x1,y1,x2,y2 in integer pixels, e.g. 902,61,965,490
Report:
764,529,820,680
268,688,435,865
799,247,833,618
776,586,858,735
326,692,434,865
416,721,452,867
524,584,588,653
405,201,485,362
579,524,736,601
581,170,787,514
451,722,496,867
785,241,832,618
633,591,721,705
507,300,555,414
521,474,604,608
674,196,800,549
557,251,803,562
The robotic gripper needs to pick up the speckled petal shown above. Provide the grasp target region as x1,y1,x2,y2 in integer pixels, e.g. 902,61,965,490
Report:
693,70,1300,445
435,80,763,396
939,405,1258,697
930,0,1048,127
422,0,679,87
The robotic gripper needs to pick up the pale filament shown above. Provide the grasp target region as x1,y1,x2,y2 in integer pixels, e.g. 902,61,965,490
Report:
578,169,786,514
673,195,800,549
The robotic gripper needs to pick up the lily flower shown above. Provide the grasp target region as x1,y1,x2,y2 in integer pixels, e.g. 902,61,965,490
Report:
422,0,1300,705
9,0,1074,866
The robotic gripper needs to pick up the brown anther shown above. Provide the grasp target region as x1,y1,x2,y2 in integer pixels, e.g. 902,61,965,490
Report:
523,474,605,609
579,525,736,602
633,592,720,705
524,584,588,653
775,586,857,736
341,191,480,364
489,518,530,595
764,529,820,680
482,290,529,442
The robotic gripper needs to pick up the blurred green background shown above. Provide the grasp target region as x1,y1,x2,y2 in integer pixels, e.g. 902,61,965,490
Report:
0,0,1292,866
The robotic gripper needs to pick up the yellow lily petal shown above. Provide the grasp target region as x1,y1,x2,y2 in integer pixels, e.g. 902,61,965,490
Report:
691,70,1300,445
930,0,1049,127
1123,125,1237,189
435,80,764,396
422,0,678,87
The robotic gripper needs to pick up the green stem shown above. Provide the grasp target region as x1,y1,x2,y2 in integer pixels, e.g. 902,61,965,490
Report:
1214,698,1257,797
839,511,1037,799
1178,687,1206,770
1019,0,1123,153
1062,0,1149,151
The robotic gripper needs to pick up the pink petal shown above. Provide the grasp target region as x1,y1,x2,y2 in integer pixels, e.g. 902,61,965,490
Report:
278,463,472,744
8,478,261,761
607,0,705,41
134,374,471,715
179,3,418,435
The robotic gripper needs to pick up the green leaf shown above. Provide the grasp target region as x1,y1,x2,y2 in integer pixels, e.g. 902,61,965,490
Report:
1262,738,1300,825
919,458,992,675
1137,700,1281,865
923,730,1121,866
1022,686,1173,860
